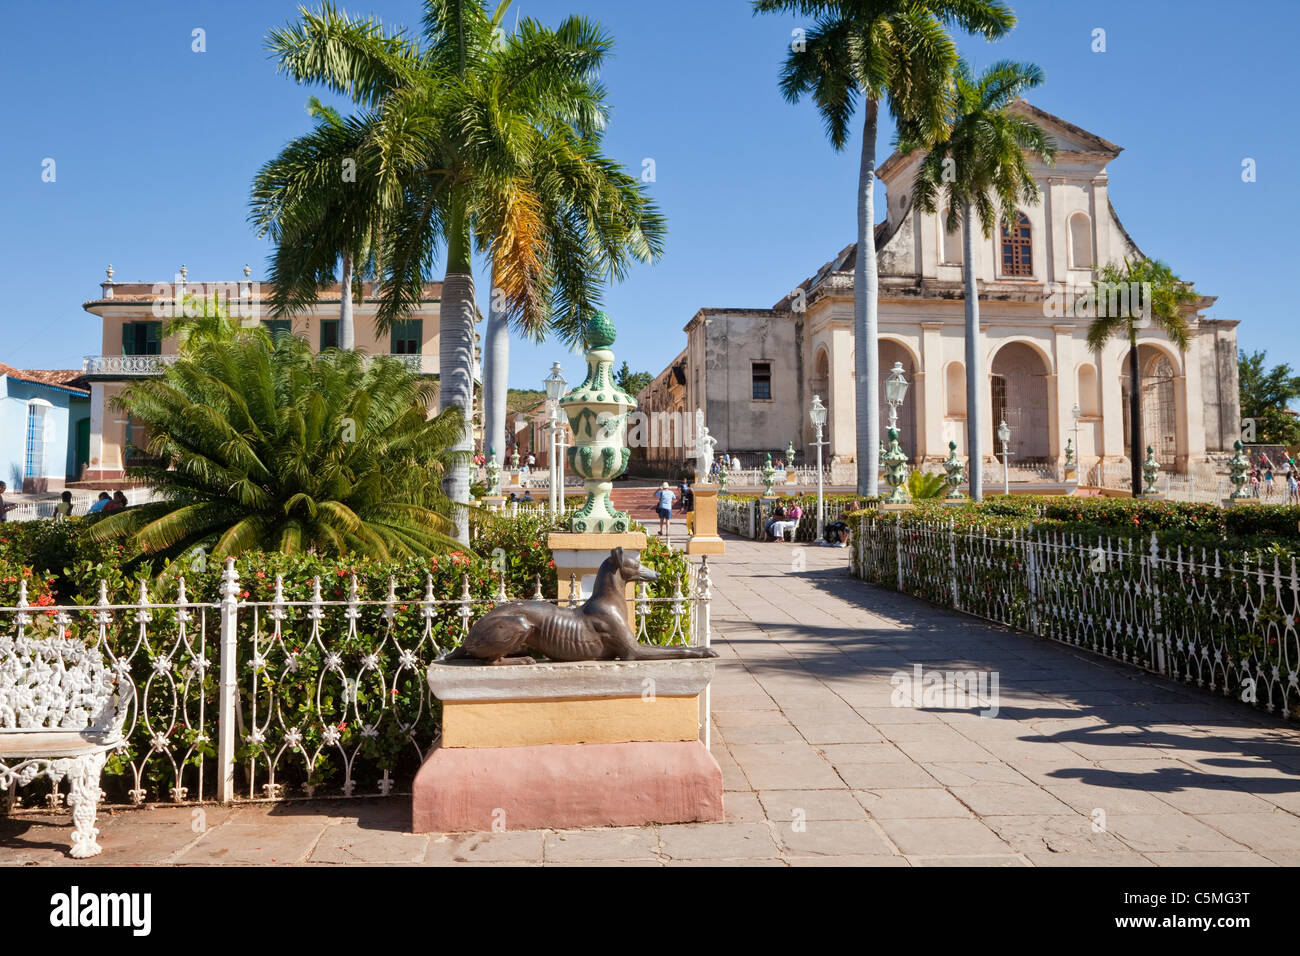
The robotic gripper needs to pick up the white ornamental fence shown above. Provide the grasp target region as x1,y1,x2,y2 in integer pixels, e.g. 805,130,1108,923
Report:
851,519,1300,718
5,487,163,523
1083,462,1231,503
1,558,712,808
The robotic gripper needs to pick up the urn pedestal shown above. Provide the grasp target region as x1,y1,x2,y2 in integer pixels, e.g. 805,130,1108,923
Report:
412,659,722,833
548,531,646,626
686,483,725,555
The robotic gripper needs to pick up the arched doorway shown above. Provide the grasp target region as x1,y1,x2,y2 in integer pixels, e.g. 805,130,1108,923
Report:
1122,346,1179,465
878,340,917,461
990,342,1050,461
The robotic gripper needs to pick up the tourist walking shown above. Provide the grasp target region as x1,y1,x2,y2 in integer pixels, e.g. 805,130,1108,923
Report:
1290,472,1300,506
0,482,15,522
653,482,675,537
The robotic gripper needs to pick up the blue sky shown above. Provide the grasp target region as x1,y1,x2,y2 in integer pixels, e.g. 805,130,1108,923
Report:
1,0,1296,400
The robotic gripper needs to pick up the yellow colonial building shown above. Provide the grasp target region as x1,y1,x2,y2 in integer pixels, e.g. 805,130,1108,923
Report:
80,269,444,482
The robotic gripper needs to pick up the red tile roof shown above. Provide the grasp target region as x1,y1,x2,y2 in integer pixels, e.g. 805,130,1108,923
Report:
0,363,90,396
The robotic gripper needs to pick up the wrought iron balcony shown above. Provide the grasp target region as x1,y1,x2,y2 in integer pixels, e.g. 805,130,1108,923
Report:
385,353,438,375
82,354,178,376
81,352,437,377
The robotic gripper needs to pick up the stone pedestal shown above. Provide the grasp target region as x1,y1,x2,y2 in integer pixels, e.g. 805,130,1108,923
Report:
412,659,722,833
880,502,915,513
482,495,505,512
548,531,646,626
1224,496,1259,507
686,483,725,555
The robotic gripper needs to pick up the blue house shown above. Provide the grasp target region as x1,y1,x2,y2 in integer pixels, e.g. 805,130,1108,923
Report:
0,364,91,492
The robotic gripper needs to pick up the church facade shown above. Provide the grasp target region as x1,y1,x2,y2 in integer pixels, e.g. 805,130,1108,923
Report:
638,104,1240,480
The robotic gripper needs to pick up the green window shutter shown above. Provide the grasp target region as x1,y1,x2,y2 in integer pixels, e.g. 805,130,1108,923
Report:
145,321,162,355
391,319,422,355
320,320,339,351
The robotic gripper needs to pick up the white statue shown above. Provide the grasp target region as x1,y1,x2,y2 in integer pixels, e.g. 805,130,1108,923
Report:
696,424,718,483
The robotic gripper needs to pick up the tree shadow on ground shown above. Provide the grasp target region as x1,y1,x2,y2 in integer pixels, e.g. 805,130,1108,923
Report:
719,560,1300,799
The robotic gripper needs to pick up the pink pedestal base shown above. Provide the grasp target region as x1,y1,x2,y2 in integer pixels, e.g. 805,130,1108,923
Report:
411,739,723,833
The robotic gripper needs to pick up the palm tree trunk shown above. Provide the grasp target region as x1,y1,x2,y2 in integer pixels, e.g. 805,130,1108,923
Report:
482,264,510,468
856,99,881,497
441,193,477,542
962,202,983,502
338,250,355,351
1129,328,1142,497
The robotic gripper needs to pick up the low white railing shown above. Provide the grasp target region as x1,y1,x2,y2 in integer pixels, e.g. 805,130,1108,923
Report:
852,519,1300,718
82,355,179,376
719,467,832,488
1083,462,1230,503
0,558,712,807
6,487,163,523
386,354,438,375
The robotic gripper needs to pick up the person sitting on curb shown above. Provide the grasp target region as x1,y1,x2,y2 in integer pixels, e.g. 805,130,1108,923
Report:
822,519,851,547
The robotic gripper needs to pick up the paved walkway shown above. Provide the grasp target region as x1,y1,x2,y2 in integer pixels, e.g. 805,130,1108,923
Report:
6,527,1300,865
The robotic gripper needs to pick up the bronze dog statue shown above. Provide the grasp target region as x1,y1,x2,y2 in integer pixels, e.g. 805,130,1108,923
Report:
445,548,718,664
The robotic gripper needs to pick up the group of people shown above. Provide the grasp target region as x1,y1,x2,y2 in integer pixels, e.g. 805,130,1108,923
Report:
0,485,131,523
1247,457,1299,504
763,499,802,541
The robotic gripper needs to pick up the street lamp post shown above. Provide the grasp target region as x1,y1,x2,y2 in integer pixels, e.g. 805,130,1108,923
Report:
809,396,828,539
544,362,567,516
1071,402,1081,481
998,420,1012,497
883,363,912,505
884,361,909,433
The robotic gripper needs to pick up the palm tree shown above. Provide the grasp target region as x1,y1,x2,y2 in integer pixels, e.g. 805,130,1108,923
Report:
164,289,241,350
266,1,657,541
251,98,394,351
753,0,1015,498
905,59,1055,501
92,333,463,562
480,139,666,465
1086,258,1196,497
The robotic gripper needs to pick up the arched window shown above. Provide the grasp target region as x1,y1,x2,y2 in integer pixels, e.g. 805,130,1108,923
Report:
1000,212,1033,277
1069,213,1092,270
941,209,962,265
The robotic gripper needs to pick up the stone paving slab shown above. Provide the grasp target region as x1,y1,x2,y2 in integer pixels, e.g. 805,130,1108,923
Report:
4,530,1300,866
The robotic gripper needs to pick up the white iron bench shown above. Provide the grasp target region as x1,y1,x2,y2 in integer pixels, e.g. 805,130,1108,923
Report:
0,636,130,858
